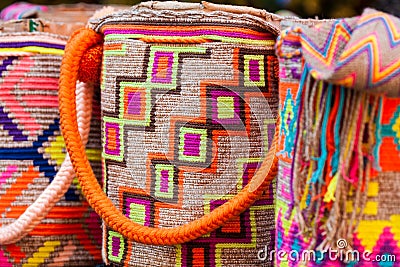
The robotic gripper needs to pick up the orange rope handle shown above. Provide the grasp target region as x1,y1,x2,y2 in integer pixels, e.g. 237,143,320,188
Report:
139,36,211,43
59,27,279,245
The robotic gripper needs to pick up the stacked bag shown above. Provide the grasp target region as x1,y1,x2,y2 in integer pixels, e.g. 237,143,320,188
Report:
0,3,108,266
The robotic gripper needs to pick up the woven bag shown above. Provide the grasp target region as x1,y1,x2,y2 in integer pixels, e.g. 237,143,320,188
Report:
59,1,282,266
0,18,104,266
275,8,400,266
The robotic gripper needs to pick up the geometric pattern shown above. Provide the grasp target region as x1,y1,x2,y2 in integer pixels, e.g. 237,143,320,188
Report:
151,51,174,84
276,11,400,266
178,126,208,163
179,180,275,267
153,163,176,200
149,159,180,204
108,231,126,264
119,85,149,125
122,86,147,121
244,55,265,88
210,88,242,127
374,98,400,171
121,188,156,228
278,86,297,160
100,10,279,266
300,9,400,96
103,117,124,162
0,33,102,265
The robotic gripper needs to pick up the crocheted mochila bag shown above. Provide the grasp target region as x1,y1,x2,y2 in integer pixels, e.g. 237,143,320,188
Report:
59,1,282,266
275,8,400,266
0,18,103,266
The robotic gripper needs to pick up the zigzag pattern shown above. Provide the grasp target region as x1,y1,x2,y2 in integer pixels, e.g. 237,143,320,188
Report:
301,8,400,95
337,13,400,87
300,19,353,71
357,12,400,44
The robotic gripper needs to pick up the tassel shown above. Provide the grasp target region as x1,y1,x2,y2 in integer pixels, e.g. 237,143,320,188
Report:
353,95,380,231
372,97,383,171
323,172,338,202
289,63,381,252
322,85,341,206
330,87,345,175
347,97,368,240
310,83,332,184
323,90,360,248
287,64,309,219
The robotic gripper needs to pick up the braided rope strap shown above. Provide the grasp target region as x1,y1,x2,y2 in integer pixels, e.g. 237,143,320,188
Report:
0,81,94,244
59,28,279,246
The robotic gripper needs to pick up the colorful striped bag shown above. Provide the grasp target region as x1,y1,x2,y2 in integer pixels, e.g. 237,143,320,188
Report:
275,8,400,266
59,1,282,266
0,17,104,266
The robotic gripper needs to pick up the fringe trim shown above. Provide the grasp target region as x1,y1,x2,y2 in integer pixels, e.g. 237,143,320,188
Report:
291,64,382,252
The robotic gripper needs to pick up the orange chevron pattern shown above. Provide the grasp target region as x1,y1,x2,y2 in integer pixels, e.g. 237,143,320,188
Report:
300,20,352,70
300,8,400,96
338,34,400,84
358,11,400,40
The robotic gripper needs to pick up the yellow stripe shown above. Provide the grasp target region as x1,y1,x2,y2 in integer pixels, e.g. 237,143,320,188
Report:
0,47,64,55
86,148,102,161
23,241,61,267
45,135,65,166
175,245,182,267
300,162,314,210
45,135,101,165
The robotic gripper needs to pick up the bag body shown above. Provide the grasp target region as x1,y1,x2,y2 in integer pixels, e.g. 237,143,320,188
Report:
276,8,400,266
59,1,282,266
0,19,103,266
97,4,279,266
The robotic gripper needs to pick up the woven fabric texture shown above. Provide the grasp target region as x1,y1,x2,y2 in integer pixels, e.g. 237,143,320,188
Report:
0,31,103,266
92,5,279,267
300,8,400,96
275,8,400,266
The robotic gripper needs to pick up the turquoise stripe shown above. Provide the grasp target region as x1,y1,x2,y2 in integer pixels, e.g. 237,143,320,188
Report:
372,97,383,171
311,83,332,184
